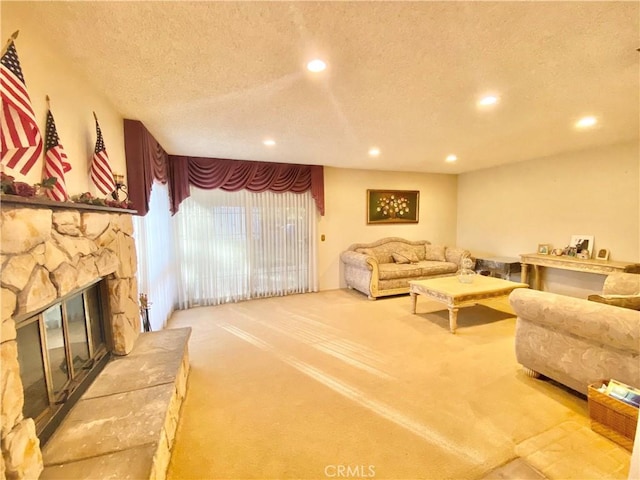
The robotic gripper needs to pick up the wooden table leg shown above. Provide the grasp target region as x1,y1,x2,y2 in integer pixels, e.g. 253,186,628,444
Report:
533,265,541,290
448,307,459,334
521,263,529,285
410,292,417,314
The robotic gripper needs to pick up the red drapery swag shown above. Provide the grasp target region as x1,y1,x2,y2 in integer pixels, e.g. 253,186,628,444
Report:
124,119,169,216
123,119,324,216
167,155,325,216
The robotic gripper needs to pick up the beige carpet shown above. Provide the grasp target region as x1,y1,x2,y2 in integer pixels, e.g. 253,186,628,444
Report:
166,289,631,479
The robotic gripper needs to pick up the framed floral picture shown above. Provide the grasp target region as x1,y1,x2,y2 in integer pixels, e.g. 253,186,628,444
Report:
367,190,419,224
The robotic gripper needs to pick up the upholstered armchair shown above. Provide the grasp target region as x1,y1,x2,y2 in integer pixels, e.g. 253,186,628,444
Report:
509,273,640,395
587,272,640,310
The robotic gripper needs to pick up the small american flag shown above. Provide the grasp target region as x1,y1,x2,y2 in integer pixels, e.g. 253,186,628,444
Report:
43,109,71,201
90,115,115,195
1,40,43,175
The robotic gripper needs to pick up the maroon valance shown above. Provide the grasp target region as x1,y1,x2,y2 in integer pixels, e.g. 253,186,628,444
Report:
168,156,324,216
124,119,169,216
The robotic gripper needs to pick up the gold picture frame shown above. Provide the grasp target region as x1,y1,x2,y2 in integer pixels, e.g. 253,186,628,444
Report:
537,244,551,255
367,190,419,224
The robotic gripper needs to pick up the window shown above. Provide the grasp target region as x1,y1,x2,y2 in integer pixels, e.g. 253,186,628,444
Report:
174,187,318,308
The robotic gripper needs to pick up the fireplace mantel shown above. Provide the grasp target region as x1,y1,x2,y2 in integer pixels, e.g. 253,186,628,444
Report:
1,193,137,214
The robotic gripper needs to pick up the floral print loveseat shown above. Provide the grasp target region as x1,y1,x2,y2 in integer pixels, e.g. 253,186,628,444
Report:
340,237,473,299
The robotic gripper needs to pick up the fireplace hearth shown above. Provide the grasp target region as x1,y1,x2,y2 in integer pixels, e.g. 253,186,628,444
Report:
1,196,141,479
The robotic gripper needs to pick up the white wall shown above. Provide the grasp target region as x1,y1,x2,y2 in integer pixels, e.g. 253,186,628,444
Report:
318,167,458,290
1,15,126,193
457,142,640,296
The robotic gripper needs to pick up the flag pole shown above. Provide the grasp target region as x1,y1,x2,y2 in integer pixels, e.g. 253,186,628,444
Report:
1,30,19,57
46,95,51,108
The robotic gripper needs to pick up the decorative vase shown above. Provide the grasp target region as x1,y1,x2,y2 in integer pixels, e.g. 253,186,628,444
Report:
456,257,476,284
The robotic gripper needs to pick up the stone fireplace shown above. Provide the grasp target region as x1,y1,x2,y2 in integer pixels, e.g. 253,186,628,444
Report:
1,197,141,479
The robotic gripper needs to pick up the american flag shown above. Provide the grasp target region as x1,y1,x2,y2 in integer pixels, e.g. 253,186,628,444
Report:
1,40,43,175
43,109,71,201
90,116,115,195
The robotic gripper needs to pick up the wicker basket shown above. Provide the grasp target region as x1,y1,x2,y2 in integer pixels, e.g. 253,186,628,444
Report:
588,382,639,451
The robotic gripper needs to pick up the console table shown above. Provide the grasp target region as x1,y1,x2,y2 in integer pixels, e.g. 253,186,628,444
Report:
520,253,640,290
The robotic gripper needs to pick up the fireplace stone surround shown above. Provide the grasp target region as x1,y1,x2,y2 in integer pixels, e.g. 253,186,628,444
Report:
1,196,141,479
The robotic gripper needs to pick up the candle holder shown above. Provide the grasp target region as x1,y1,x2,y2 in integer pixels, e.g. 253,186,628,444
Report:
111,173,128,202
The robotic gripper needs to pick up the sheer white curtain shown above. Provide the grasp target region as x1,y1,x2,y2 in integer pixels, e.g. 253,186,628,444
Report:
133,181,178,331
173,187,318,308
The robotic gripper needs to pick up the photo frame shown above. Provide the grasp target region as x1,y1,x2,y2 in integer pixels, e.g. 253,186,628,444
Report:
569,234,594,259
596,248,610,261
537,244,551,255
367,190,419,224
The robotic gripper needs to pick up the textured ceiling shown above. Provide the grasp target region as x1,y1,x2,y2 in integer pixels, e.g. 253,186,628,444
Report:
3,1,639,174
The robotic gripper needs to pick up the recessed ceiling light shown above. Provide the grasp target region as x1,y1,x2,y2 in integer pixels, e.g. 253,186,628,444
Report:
445,154,458,163
478,95,499,107
369,147,380,157
263,139,276,146
575,116,597,128
306,59,327,72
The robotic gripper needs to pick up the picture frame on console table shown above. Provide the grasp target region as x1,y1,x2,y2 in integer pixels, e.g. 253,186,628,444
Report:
537,244,550,255
569,234,594,258
596,248,610,261
367,190,419,224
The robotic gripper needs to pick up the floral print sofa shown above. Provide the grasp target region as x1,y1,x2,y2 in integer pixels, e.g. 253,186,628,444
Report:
509,273,640,395
340,237,473,299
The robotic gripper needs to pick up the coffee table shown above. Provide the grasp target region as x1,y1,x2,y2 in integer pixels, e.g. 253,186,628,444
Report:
409,275,529,333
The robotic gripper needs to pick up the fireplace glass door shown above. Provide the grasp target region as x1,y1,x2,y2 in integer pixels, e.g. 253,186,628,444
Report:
16,280,108,430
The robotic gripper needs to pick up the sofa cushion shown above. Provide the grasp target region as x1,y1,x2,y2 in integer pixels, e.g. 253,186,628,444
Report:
356,247,393,264
354,240,431,265
375,251,395,264
417,261,458,276
445,247,471,267
393,248,419,263
425,244,446,261
374,242,413,264
408,244,426,261
378,263,423,280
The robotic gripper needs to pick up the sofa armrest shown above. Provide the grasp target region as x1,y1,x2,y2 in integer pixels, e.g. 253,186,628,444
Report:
340,250,376,270
340,250,380,298
444,247,475,268
510,288,640,353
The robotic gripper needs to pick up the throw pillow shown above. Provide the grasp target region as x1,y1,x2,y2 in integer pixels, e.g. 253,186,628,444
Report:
392,252,411,264
424,244,446,262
